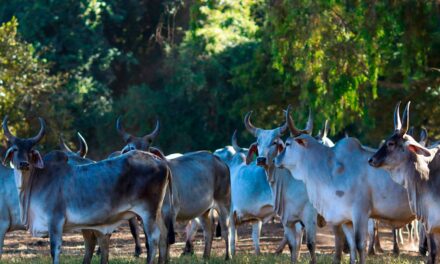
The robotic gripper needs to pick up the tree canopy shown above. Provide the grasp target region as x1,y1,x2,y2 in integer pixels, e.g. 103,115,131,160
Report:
0,0,438,157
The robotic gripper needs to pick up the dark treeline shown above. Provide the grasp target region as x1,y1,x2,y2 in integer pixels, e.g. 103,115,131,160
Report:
0,1,438,158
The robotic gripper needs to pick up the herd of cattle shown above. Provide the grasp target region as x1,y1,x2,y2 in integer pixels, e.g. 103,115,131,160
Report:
0,101,439,264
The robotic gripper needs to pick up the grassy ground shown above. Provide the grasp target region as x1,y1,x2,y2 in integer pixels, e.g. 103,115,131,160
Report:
0,253,426,264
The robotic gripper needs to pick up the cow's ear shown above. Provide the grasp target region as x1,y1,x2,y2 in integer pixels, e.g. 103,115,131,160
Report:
3,147,15,166
246,143,258,165
276,139,285,153
295,138,308,147
406,142,431,157
31,150,44,169
150,147,166,160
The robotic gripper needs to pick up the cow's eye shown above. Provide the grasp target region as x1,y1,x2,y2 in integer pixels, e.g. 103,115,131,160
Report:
285,142,291,147
387,141,395,147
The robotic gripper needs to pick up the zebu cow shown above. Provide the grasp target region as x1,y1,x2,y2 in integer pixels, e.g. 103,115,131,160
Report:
214,131,276,256
243,111,321,263
116,118,231,260
2,116,173,264
274,106,414,264
368,102,440,264
0,133,89,260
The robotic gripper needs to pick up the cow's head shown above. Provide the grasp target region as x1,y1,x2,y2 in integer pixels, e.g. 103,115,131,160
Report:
244,107,289,167
2,116,45,171
368,102,431,183
275,107,317,181
59,132,88,158
116,117,159,153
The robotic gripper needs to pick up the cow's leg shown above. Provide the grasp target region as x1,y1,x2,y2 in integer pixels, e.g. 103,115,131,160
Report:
229,214,237,256
420,225,428,256
392,228,400,255
302,205,317,264
373,221,384,253
415,220,420,241
332,225,345,264
367,219,375,255
82,230,97,264
0,221,8,259
217,204,230,260
97,233,111,264
427,232,437,264
140,213,160,264
128,217,143,257
199,210,214,259
353,214,368,264
341,223,356,264
407,222,413,242
284,223,300,263
252,221,262,255
183,219,198,255
275,237,288,255
49,218,64,264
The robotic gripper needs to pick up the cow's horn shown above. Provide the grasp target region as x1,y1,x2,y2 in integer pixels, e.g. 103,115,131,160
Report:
29,118,45,145
304,108,313,135
59,134,73,153
144,119,160,141
231,130,241,152
401,101,410,135
323,119,330,138
394,101,402,133
279,105,291,135
244,111,258,136
77,132,88,158
286,107,302,137
2,116,17,142
116,116,131,142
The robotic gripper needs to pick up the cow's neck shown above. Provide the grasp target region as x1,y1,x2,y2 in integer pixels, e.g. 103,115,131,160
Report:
13,168,35,228
398,150,440,229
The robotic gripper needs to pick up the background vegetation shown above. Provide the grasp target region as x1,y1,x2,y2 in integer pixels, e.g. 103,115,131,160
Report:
0,0,438,158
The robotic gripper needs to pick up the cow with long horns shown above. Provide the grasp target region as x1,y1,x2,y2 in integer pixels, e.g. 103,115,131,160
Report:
275,105,414,264
2,116,173,264
243,108,321,263
369,102,440,264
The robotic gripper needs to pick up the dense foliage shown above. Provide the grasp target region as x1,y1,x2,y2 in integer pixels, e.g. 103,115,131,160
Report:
0,1,438,157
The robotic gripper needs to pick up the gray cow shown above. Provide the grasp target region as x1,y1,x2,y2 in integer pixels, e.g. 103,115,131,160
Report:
215,132,276,256
274,106,414,264
2,116,173,264
116,118,231,260
369,102,440,264
243,110,322,263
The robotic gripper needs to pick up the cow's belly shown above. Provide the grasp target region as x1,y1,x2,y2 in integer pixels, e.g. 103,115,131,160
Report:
176,189,215,221
234,204,275,224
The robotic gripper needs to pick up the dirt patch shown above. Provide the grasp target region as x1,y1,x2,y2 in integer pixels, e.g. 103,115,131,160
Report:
1,221,422,260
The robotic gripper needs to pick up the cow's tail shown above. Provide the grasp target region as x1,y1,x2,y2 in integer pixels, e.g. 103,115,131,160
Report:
166,166,176,244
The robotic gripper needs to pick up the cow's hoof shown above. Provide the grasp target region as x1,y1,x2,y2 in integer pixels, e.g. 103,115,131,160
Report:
419,246,428,256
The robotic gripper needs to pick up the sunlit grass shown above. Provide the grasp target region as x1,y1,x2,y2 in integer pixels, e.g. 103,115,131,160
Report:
0,253,426,263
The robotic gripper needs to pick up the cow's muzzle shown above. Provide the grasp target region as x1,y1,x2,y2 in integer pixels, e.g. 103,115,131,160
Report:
19,161,30,170
368,157,381,168
256,157,266,166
